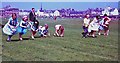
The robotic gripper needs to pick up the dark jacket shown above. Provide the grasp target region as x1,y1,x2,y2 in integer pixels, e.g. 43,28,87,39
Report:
29,11,36,22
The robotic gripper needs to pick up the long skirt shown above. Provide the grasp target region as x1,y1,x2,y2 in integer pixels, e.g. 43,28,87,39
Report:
3,24,17,35
88,24,99,32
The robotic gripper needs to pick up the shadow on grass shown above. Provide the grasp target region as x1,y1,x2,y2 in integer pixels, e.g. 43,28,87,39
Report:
34,36,40,38
7,36,59,42
10,36,43,42
10,37,31,42
34,36,52,38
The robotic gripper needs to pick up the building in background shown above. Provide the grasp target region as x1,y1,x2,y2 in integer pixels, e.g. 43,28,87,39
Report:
0,5,119,19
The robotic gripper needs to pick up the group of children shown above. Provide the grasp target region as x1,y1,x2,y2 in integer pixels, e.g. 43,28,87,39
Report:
82,14,111,38
2,13,111,41
3,13,64,42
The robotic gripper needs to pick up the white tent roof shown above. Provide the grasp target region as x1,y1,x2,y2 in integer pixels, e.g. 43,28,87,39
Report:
54,10,60,16
111,8,119,15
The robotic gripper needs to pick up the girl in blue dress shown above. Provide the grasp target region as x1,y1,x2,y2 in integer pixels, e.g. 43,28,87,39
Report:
17,16,28,40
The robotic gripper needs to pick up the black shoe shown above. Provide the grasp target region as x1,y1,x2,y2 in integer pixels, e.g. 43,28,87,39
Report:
81,32,84,35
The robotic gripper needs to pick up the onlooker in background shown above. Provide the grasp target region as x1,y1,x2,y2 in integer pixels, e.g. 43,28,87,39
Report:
28,8,37,39
28,8,36,30
29,8,36,23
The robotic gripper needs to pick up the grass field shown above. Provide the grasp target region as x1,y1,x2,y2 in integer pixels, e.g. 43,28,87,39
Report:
1,18,118,61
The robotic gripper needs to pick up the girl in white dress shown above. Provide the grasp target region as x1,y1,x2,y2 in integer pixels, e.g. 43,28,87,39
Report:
88,16,100,38
3,13,19,42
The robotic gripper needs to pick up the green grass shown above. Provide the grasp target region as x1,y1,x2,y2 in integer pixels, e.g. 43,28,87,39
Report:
1,18,118,61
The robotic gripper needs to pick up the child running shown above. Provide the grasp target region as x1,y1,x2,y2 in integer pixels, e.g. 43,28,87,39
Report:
17,16,28,40
31,20,39,39
103,14,111,36
88,15,101,38
82,14,90,38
